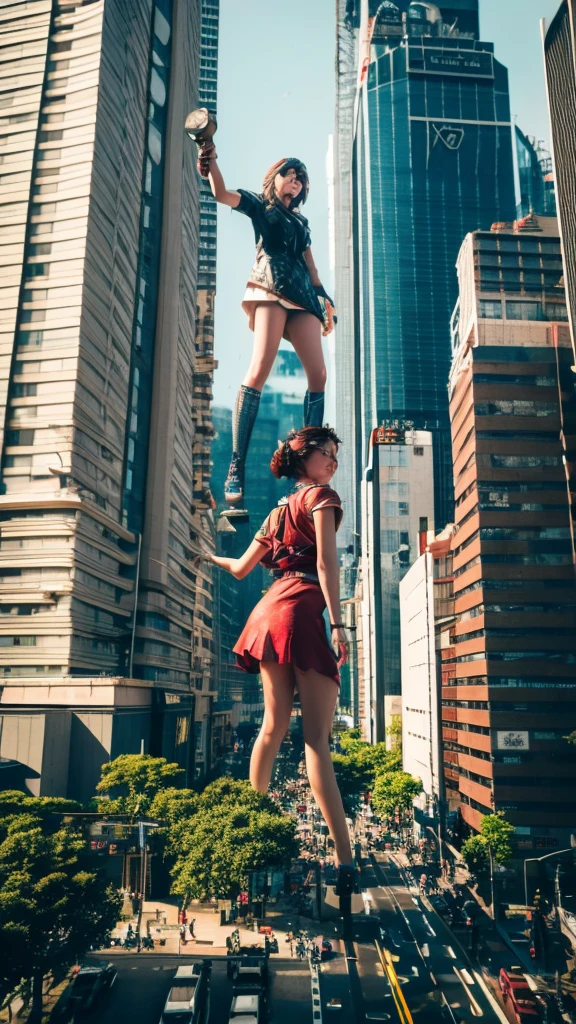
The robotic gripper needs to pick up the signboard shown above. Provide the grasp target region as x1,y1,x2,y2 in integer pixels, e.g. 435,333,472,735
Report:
408,47,494,79
497,730,529,751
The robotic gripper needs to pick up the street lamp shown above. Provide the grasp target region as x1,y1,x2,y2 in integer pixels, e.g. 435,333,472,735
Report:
523,847,574,909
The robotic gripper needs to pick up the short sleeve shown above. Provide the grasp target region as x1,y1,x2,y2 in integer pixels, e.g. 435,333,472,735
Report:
306,486,343,530
233,189,264,220
254,513,272,548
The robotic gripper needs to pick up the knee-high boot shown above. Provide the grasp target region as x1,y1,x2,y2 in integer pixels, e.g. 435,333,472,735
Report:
303,390,325,428
225,384,261,504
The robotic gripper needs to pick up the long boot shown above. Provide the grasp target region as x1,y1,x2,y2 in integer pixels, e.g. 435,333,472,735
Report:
225,384,261,505
303,390,324,427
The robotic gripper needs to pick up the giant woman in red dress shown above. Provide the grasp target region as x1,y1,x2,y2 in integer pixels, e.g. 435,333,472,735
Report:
208,427,356,895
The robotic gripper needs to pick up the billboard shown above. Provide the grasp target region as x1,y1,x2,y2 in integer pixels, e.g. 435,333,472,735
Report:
497,730,529,751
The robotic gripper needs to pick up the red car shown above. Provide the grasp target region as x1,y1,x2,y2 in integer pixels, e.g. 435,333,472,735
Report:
498,968,541,1023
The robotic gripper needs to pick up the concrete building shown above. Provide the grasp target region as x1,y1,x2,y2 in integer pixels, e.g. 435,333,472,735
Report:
360,425,435,742
543,1,576,360
400,525,455,838
0,0,210,799
446,215,576,851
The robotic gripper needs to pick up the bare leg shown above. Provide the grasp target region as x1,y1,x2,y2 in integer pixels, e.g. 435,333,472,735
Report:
243,303,288,390
295,667,353,866
284,312,327,392
250,662,295,793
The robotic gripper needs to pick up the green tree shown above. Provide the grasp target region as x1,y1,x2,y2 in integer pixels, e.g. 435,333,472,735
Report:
198,776,277,814
371,771,423,818
0,791,83,817
0,812,121,1020
386,715,402,751
95,754,184,821
149,787,199,825
169,801,298,903
460,834,490,877
331,754,372,817
460,812,514,877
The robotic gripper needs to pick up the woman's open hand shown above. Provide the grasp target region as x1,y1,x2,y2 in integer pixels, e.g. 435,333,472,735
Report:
331,626,349,667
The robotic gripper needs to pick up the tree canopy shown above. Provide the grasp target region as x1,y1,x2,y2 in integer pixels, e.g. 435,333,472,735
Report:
166,779,298,903
461,812,514,876
371,771,423,818
95,754,184,821
0,810,121,1018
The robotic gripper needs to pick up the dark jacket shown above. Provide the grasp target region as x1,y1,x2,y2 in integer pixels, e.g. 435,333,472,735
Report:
234,189,324,322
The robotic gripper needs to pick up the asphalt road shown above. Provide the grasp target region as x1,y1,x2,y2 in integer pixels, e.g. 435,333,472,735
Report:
87,952,313,1024
85,853,513,1024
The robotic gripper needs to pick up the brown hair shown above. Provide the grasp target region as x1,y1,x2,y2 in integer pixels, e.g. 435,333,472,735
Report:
270,426,341,479
262,158,309,210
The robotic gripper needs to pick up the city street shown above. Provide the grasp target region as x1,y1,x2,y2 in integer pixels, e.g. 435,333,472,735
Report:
86,850,512,1024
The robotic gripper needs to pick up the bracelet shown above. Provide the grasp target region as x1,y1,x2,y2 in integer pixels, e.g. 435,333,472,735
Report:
330,623,345,629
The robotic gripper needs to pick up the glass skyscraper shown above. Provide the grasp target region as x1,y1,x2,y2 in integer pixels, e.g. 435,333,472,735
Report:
348,0,516,529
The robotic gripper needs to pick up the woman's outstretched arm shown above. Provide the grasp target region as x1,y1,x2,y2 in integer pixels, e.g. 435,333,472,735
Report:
199,142,241,208
209,538,264,579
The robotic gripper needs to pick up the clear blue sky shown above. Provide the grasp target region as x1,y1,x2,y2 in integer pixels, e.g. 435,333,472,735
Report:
212,0,561,407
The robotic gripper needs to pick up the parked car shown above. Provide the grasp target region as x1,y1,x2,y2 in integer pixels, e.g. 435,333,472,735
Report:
68,962,117,1013
228,992,262,1023
498,967,541,1023
160,962,212,1024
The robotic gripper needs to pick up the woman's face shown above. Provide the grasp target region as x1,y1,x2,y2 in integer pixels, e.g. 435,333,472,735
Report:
301,441,338,485
275,166,303,202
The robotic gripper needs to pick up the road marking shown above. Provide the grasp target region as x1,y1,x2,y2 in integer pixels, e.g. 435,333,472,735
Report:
453,967,483,1017
444,946,457,959
375,940,414,1024
421,944,430,957
309,960,322,1024
422,917,437,938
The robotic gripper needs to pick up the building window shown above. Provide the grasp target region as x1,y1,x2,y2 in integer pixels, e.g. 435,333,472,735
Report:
545,302,569,321
478,300,502,319
0,636,36,646
414,446,424,455
506,301,543,320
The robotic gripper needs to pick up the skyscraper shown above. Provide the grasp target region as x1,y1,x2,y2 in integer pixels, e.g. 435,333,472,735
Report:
190,0,220,781
543,1,576,360
0,0,207,799
341,0,516,528
445,215,576,849
514,127,556,219
335,0,516,739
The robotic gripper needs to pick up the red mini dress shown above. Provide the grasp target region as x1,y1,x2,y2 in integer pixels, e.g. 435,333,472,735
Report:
233,484,343,686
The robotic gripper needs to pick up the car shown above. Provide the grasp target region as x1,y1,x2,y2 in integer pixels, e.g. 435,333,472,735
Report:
232,958,267,995
161,962,211,1024
498,967,541,1023
228,992,262,1022
68,962,117,1013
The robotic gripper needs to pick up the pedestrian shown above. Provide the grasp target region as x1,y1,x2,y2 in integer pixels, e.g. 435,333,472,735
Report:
196,142,335,510
180,924,187,947
189,918,195,939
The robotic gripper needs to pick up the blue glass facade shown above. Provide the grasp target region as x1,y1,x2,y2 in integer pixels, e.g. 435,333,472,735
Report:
353,7,516,528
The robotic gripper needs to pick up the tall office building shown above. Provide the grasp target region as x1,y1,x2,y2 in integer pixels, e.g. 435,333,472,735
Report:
0,0,207,799
514,127,556,219
446,216,576,849
400,525,455,838
333,0,361,546
360,425,435,741
543,1,576,359
189,0,220,781
343,0,515,529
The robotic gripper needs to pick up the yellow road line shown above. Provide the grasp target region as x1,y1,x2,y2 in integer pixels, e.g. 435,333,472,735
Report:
375,940,414,1024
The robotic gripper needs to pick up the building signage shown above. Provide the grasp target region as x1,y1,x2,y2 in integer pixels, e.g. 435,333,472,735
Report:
408,48,494,79
497,730,529,750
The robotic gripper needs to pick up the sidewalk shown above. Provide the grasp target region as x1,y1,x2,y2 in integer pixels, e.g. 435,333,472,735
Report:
107,891,341,957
